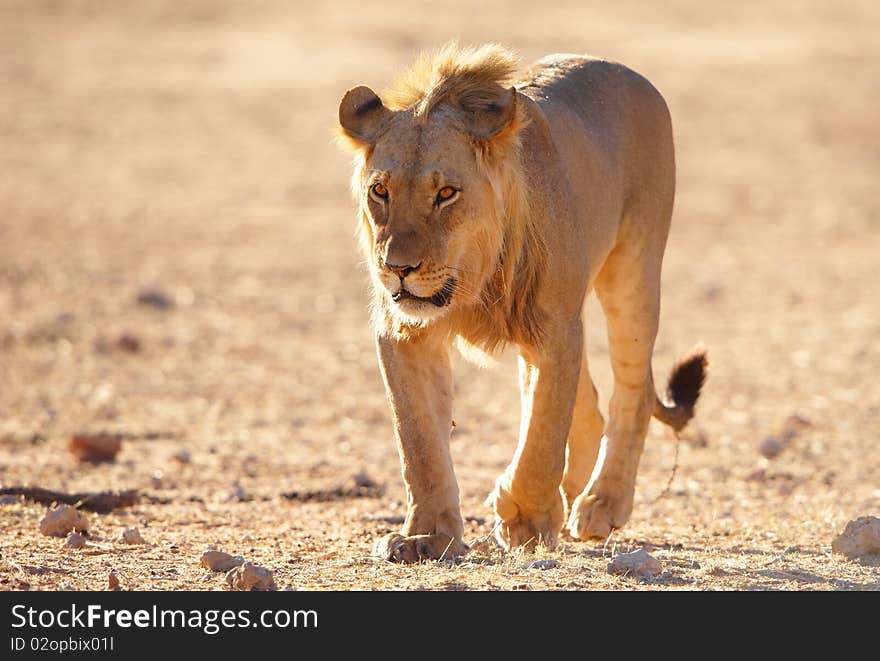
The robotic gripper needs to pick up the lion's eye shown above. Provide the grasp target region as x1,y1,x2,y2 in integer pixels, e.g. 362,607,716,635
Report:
371,182,388,200
435,186,458,204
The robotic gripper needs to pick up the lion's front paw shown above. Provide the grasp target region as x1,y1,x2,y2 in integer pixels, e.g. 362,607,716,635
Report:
566,490,633,541
488,482,564,552
372,533,468,563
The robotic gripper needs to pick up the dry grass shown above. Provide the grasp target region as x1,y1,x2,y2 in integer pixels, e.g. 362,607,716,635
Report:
1,0,878,591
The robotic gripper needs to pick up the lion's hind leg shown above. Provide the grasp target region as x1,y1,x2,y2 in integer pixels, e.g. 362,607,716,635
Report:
567,244,662,540
561,349,605,516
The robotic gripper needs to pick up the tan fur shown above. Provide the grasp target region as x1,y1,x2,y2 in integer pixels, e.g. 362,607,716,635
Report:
338,43,705,561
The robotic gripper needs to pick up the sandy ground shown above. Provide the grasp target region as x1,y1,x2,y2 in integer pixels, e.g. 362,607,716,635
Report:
1,1,878,591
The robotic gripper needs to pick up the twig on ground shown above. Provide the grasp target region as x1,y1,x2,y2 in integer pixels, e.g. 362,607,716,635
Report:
0,487,139,513
281,482,384,503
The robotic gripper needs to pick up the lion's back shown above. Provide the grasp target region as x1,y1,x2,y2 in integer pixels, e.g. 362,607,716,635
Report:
521,55,669,120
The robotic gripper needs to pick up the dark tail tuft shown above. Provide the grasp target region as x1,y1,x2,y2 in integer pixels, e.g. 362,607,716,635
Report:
667,348,708,412
653,347,708,432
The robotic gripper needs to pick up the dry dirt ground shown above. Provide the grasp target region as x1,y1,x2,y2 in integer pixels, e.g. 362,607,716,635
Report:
1,1,878,591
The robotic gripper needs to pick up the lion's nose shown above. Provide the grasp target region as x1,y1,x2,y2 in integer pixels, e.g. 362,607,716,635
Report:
385,261,422,279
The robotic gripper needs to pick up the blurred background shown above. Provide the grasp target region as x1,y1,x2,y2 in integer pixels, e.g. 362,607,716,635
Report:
0,1,877,589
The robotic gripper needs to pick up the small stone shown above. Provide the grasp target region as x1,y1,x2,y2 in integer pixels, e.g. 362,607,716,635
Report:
201,551,245,573
759,436,786,459
120,527,146,544
112,333,141,353
107,572,120,591
224,482,249,502
606,549,662,578
65,533,87,549
831,516,880,560
759,414,812,459
523,559,558,570
351,471,377,489
745,468,767,482
40,505,89,537
136,288,175,310
67,433,122,463
172,449,191,464
225,562,276,591
783,414,812,433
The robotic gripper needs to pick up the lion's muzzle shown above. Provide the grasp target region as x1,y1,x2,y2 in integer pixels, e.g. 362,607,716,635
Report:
392,276,457,308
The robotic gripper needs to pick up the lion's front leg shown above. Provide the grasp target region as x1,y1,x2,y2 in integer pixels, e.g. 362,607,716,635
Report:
488,322,582,551
372,334,466,563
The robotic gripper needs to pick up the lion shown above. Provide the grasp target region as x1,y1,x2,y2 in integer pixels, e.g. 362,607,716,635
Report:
337,43,707,562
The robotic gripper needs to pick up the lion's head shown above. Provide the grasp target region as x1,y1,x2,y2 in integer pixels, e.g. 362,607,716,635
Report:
338,44,543,345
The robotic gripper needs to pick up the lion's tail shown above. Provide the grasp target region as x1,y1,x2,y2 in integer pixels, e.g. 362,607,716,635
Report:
652,347,708,432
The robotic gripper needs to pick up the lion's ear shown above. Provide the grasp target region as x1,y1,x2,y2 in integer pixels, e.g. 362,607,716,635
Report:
338,86,391,147
459,86,519,140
